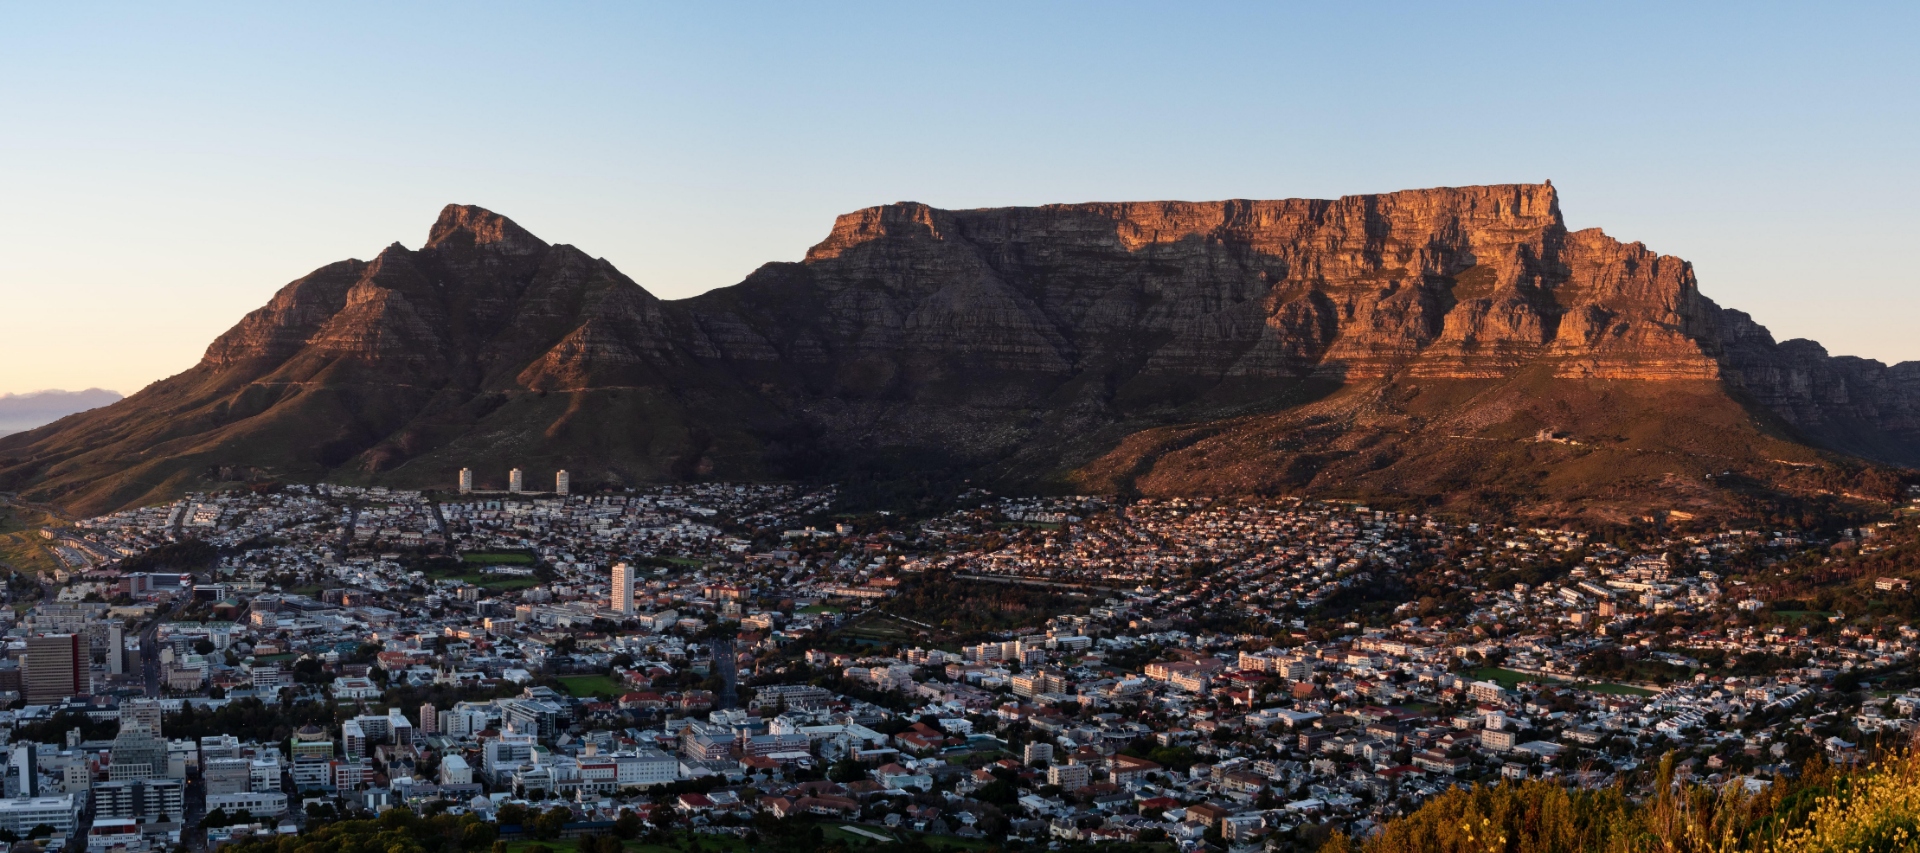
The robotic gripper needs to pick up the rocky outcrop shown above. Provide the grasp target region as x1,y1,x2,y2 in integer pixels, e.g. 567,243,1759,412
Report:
3,186,1915,518
1709,309,1920,462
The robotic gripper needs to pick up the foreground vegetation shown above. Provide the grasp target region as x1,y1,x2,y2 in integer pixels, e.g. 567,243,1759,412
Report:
213,808,1152,853
1329,749,1920,853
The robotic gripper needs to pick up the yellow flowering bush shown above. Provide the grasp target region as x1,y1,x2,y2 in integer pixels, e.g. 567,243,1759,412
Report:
1328,749,1920,853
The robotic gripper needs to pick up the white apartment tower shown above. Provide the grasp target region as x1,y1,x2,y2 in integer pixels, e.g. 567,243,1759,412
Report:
508,468,524,493
458,468,473,494
555,470,570,495
611,562,636,614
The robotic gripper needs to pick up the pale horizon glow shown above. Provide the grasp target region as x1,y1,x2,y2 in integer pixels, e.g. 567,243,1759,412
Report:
1,4,1915,396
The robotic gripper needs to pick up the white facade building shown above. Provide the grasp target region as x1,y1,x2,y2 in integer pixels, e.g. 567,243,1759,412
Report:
615,749,678,788
0,795,78,834
205,791,288,817
439,755,472,786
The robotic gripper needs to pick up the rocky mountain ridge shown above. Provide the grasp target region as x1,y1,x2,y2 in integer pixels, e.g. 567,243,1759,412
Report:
3,184,1913,521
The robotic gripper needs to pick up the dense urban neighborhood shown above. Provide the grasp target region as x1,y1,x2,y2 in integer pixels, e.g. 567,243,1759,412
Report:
2,476,1919,853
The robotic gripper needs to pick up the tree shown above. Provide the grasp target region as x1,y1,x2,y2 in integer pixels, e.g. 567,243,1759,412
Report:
202,807,232,828
827,758,866,783
494,803,529,827
461,821,497,851
531,807,570,840
612,810,643,840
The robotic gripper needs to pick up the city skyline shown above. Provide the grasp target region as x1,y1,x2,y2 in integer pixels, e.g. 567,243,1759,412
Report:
3,6,1918,850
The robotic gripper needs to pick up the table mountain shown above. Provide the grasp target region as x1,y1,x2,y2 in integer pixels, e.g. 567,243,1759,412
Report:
4,184,1912,522
0,389,123,436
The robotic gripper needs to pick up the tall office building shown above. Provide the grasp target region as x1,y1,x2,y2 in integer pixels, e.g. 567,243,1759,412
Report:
7,743,37,798
508,468,524,493
106,622,125,676
418,703,437,735
109,719,167,781
610,562,636,614
458,468,474,494
23,635,83,704
555,470,569,495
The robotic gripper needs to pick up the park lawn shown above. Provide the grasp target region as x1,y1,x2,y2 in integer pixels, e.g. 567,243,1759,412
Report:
557,675,626,698
629,841,751,853
933,838,1006,851
841,622,917,642
474,575,542,592
1468,667,1562,689
462,551,536,565
823,825,897,845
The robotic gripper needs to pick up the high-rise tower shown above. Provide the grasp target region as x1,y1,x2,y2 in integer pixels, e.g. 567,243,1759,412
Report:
458,468,473,494
611,562,635,614
555,470,569,496
23,634,83,704
107,621,125,676
508,468,524,493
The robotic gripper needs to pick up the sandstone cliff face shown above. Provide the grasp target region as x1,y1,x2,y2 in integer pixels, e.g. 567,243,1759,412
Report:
3,187,1915,518
726,184,1722,385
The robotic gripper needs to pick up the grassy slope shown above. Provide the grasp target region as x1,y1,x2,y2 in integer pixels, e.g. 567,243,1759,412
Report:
0,371,780,517
1072,368,1892,526
0,502,65,575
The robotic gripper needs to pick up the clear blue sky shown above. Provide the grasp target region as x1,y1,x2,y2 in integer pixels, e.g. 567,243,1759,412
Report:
2,3,1915,395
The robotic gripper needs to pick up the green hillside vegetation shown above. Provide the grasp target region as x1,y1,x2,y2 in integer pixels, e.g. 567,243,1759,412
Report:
1325,751,1920,853
0,502,63,575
